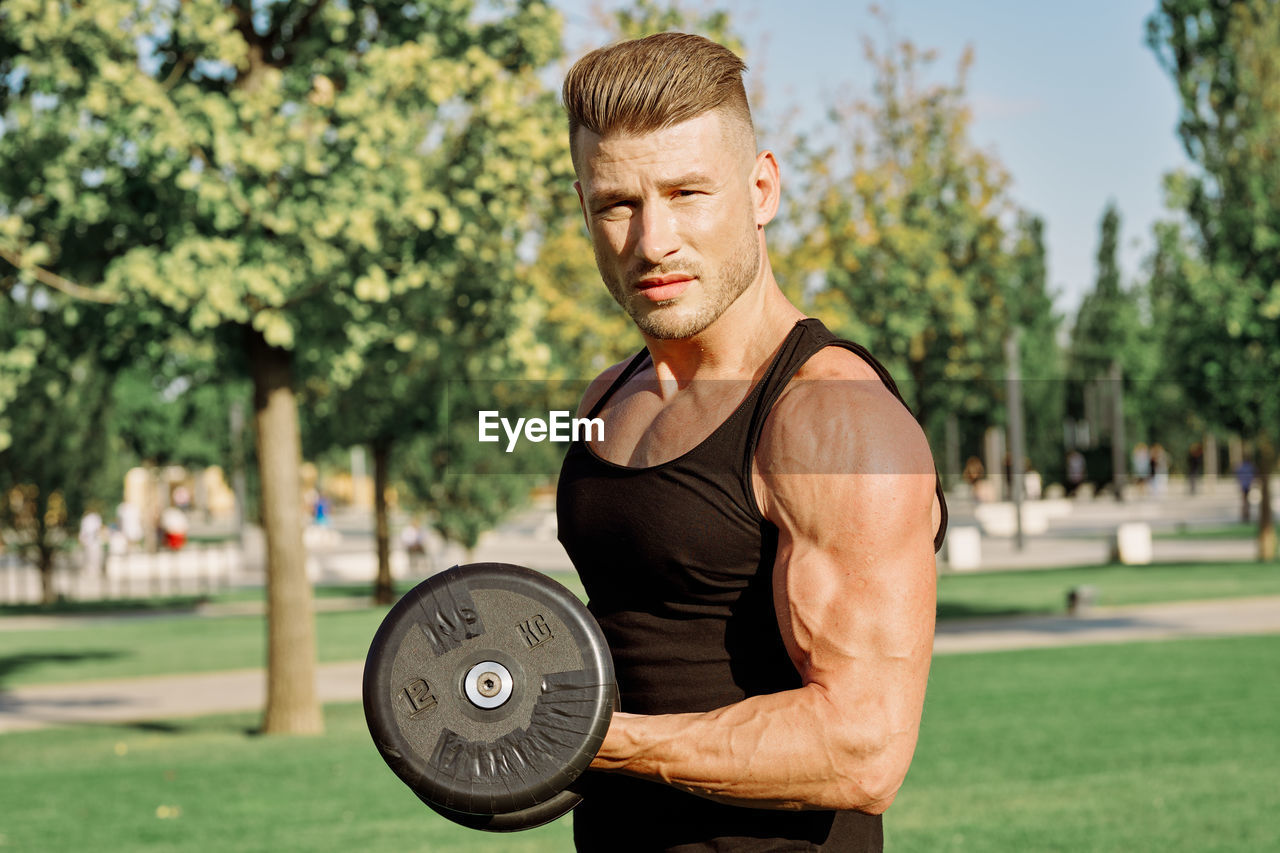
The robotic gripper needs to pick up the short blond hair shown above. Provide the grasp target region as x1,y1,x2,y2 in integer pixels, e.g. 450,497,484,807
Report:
562,32,754,169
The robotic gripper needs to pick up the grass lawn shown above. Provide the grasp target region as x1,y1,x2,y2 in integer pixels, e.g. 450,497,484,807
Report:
0,563,1275,687
0,702,573,853
0,571,588,688
1152,521,1256,540
936,560,1280,620
0,577,552,617
0,607,389,688
888,634,1280,852
0,635,1275,852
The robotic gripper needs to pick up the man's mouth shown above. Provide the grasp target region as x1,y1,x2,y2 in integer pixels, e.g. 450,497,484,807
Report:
634,274,695,302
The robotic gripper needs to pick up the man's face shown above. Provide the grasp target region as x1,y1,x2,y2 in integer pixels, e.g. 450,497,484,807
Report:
574,110,764,340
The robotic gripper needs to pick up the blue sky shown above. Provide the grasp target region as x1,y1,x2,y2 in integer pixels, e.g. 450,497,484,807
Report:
551,0,1191,319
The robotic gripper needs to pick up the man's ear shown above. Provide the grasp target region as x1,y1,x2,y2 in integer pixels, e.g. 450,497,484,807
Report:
751,150,781,229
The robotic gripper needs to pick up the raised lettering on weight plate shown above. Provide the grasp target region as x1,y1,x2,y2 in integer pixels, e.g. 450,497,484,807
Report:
401,679,437,717
428,682,596,793
431,719,564,785
420,586,484,655
517,614,553,649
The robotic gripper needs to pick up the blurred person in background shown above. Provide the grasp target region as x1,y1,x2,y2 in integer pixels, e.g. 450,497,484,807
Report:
160,505,189,550
1236,454,1256,522
78,509,104,575
1187,442,1204,495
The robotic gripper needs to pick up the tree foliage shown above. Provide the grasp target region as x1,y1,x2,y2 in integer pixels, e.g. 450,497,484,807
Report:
0,291,120,603
1008,213,1065,480
788,30,1024,451
1069,203,1141,386
0,0,570,730
1148,0,1280,557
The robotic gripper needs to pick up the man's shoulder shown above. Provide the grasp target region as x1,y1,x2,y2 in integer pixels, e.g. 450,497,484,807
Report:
576,352,646,418
759,344,932,478
779,344,909,429
792,342,882,383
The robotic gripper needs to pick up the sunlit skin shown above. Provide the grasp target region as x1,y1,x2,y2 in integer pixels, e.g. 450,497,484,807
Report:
572,109,943,813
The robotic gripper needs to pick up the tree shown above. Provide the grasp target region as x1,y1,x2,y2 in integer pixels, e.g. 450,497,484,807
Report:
1148,0,1280,559
0,292,120,604
789,30,1019,453
0,0,567,731
1007,213,1066,485
394,378,564,561
302,275,565,604
283,8,569,604
1070,203,1134,381
1141,217,1209,466
111,343,252,474
1066,201,1146,486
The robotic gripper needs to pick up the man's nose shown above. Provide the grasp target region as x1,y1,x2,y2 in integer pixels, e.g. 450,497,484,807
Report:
632,204,680,264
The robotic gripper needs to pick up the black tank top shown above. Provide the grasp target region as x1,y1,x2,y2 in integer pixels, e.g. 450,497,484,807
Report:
557,318,947,852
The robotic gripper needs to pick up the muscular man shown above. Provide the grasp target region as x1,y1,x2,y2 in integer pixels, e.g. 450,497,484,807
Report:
555,32,946,852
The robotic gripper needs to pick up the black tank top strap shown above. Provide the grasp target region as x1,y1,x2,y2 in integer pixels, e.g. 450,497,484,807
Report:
743,319,949,553
584,347,652,420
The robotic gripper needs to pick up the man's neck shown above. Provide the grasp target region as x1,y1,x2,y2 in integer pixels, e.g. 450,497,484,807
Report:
641,273,805,397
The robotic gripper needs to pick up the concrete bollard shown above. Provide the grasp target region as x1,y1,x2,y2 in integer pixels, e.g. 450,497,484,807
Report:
1110,522,1153,565
945,526,982,571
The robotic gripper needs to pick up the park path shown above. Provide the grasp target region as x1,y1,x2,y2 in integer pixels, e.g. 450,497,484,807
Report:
1,596,1278,734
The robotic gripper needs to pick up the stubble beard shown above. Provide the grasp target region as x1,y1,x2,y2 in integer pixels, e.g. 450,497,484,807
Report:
596,225,762,341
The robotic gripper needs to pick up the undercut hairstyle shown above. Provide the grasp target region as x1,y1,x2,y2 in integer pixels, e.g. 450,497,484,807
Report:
562,32,755,171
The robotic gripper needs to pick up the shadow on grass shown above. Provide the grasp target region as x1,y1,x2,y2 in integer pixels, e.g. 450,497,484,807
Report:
0,596,209,617
936,602,1050,621
106,717,263,738
115,719,188,735
0,650,126,687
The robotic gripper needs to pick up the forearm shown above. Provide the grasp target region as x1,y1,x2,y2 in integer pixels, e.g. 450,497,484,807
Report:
590,684,916,813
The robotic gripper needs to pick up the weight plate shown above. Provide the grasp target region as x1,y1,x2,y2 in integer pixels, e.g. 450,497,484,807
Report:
363,562,615,820
422,788,581,832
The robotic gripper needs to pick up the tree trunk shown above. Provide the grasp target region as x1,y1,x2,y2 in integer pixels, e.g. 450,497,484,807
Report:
372,438,394,605
1258,432,1276,562
38,547,55,606
248,328,323,735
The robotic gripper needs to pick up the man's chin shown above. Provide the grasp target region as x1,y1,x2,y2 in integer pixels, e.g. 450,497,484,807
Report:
631,305,714,341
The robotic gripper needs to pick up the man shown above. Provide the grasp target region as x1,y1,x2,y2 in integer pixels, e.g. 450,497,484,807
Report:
555,32,946,852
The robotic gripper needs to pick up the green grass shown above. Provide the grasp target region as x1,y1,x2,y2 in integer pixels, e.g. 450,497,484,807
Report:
0,574,589,617
0,703,573,853
937,560,1280,620
1,563,1273,687
1152,521,1257,540
0,635,1275,852
0,571,588,688
0,580,435,617
887,635,1280,852
0,608,390,688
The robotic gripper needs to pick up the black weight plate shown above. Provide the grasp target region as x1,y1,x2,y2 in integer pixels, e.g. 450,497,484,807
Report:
363,562,615,818
423,688,620,832
423,787,581,832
